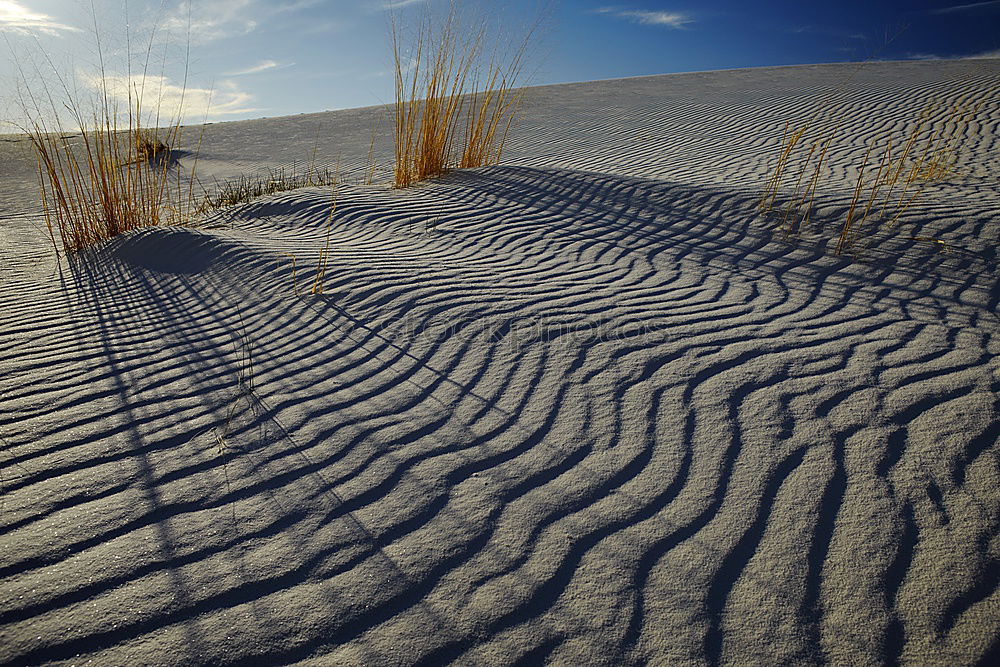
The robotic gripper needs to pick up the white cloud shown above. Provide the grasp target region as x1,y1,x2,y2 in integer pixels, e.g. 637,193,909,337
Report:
0,0,79,35
902,49,1000,61
929,1,1000,14
82,73,258,121
162,0,256,42
227,59,291,76
381,0,429,9
967,48,1000,58
619,10,691,27
592,7,692,29
159,0,328,42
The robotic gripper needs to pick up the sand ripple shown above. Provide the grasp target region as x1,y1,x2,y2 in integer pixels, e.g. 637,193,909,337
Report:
1,59,998,665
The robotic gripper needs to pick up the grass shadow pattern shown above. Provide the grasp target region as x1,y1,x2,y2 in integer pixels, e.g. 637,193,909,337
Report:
0,163,997,664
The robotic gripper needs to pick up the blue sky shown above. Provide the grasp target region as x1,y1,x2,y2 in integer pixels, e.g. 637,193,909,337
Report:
1,0,997,127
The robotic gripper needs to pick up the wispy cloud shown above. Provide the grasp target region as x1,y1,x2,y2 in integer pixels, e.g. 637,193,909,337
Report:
928,1,1000,13
0,0,79,35
162,0,322,42
82,72,258,120
381,0,430,9
620,10,691,27
163,0,256,42
903,48,1000,61
227,59,292,76
593,6,692,29
787,25,866,39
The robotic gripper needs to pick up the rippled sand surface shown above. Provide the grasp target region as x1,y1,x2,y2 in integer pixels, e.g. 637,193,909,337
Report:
1,59,998,665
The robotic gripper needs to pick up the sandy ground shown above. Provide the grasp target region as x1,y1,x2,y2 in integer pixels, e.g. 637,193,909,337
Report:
1,59,998,665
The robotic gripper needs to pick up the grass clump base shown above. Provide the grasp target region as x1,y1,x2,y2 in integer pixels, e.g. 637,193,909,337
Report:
135,128,171,162
196,166,339,214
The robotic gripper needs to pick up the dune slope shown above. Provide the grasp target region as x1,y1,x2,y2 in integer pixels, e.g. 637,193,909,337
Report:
1,59,998,665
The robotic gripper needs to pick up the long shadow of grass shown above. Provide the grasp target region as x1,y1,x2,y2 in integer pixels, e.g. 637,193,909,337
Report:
2,163,996,664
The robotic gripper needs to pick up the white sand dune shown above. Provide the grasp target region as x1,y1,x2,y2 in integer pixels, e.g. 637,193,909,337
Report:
1,59,998,665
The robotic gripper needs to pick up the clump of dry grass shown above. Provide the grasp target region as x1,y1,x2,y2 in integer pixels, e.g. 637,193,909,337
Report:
458,44,529,169
391,1,538,188
758,83,990,257
392,4,475,188
135,128,171,161
26,96,187,254
13,10,194,255
196,165,338,214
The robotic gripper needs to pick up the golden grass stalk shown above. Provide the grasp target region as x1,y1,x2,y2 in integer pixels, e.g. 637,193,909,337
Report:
919,97,965,179
762,72,990,258
887,177,930,229
799,134,834,229
391,1,538,187
758,120,789,213
311,181,339,295
779,139,818,234
878,112,926,217
881,96,984,227
15,7,194,255
364,117,382,186
28,96,184,254
836,139,874,255
885,111,943,228
459,27,532,169
196,165,338,214
392,4,479,188
282,253,300,296
758,122,808,214
848,137,893,250
757,27,913,228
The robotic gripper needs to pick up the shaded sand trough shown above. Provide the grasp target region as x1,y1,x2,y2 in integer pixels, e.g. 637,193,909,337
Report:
1,59,999,664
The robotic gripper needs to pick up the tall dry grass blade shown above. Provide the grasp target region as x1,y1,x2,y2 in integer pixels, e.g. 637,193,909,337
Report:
365,116,381,186
888,179,930,229
780,139,818,233
391,1,538,187
852,137,893,247
312,180,339,295
459,17,533,169
758,121,790,213
836,138,874,255
878,112,926,219
14,7,198,255
799,132,834,230
759,123,807,215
